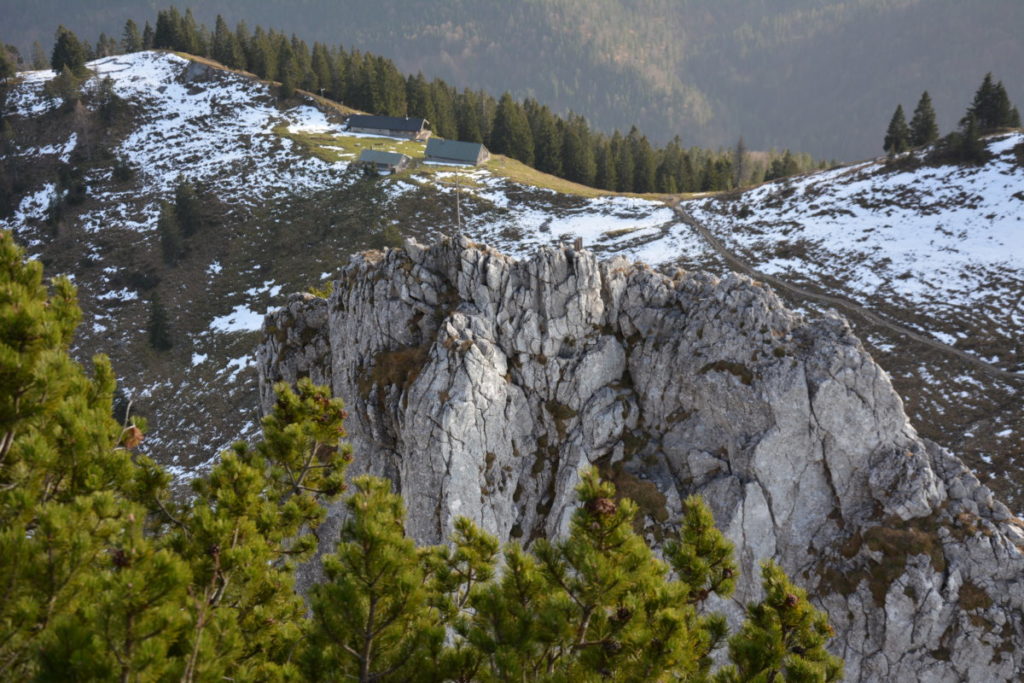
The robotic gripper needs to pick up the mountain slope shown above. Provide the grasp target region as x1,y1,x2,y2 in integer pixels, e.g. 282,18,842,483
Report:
2,51,1021,510
1,51,677,476
4,0,1023,158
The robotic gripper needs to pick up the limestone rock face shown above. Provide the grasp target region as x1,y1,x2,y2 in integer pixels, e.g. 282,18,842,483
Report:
257,237,1024,681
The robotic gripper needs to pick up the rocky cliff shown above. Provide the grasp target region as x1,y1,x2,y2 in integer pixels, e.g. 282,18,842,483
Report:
257,237,1024,681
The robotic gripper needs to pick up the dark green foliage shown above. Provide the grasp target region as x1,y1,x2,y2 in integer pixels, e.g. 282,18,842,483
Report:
909,91,939,147
883,104,910,155
147,295,172,351
491,93,534,166
0,236,842,678
95,75,124,124
50,25,88,75
142,21,155,50
95,6,821,194
30,41,48,70
717,561,844,682
1,231,356,677
963,73,1018,133
173,176,204,237
304,476,440,681
122,19,143,53
157,200,183,265
0,49,15,83
42,65,82,105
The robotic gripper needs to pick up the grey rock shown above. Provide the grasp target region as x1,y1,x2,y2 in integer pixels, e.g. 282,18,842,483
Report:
257,238,1024,681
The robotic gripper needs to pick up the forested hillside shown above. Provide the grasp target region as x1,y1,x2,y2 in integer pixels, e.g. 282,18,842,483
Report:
3,0,1022,159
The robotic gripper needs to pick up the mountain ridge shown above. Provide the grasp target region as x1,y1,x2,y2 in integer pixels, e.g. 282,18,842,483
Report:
257,235,1024,681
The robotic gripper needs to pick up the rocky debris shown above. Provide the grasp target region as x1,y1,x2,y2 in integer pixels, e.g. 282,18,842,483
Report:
257,236,1024,681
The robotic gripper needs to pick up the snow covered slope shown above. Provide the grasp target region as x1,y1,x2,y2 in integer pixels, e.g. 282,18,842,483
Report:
2,50,1021,505
0,51,681,477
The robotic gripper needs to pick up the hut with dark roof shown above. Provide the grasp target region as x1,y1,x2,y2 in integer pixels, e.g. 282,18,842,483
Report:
346,115,431,141
424,139,490,166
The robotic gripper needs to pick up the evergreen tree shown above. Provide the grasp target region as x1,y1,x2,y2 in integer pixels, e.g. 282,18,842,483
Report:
42,65,82,105
173,176,204,237
180,8,203,55
526,99,563,176
142,21,155,50
963,73,1017,133
612,130,635,192
1010,106,1022,129
212,15,243,69
0,49,13,84
50,26,88,75
147,295,172,350
733,136,749,187
153,9,180,51
883,104,910,155
122,19,143,53
560,115,596,186
909,91,939,147
595,138,617,190
157,200,183,265
630,128,657,193
429,80,458,140
491,92,534,165
304,476,440,681
31,41,48,70
717,561,843,682
455,89,484,144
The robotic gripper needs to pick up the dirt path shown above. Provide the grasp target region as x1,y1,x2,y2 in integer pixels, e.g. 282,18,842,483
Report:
665,199,1024,383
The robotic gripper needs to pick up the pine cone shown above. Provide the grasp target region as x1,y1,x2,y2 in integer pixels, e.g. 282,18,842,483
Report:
588,497,618,516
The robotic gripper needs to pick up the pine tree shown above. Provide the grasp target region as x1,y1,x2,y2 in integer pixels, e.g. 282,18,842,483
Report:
909,91,939,147
883,104,910,155
717,561,843,682
142,21,155,50
491,93,534,166
42,65,82,105
304,476,440,681
153,9,179,50
0,49,13,83
963,73,1017,133
212,15,243,69
50,25,88,75
733,136,749,187
31,41,48,70
147,295,172,350
174,176,204,237
526,100,563,176
122,19,143,53
157,200,183,265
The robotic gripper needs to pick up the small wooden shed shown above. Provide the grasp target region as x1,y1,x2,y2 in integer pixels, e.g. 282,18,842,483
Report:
357,149,412,173
424,138,491,166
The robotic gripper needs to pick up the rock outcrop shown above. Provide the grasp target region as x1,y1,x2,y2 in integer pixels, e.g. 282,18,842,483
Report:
257,237,1024,681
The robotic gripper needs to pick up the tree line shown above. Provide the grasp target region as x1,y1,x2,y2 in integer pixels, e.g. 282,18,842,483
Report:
31,7,826,194
883,75,1020,162
0,228,843,680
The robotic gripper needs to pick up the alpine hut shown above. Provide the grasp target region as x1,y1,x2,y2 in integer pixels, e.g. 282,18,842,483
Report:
346,115,431,141
424,138,491,166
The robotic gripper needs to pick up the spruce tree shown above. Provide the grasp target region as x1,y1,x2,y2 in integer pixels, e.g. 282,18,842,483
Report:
212,15,243,69
122,19,143,53
31,41,48,70
147,295,172,350
0,49,13,84
157,200,183,265
50,25,88,75
909,91,939,147
174,176,204,237
884,104,910,155
142,21,155,50
491,93,534,166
